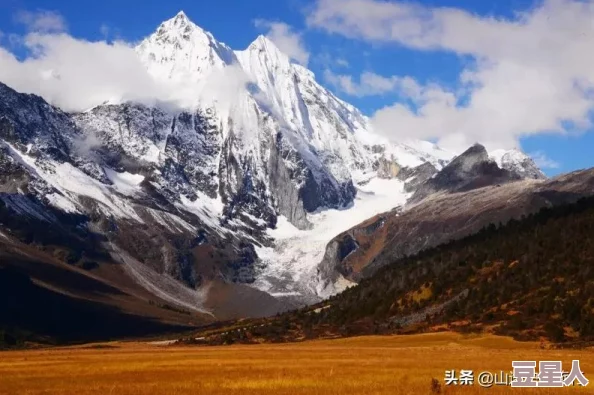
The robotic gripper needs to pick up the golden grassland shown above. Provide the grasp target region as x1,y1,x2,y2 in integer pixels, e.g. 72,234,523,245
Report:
1,332,594,394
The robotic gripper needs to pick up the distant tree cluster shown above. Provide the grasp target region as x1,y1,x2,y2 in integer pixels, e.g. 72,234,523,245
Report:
316,196,594,342
205,195,594,344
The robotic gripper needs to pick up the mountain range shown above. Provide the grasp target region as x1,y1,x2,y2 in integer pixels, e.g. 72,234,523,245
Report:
189,192,594,345
1,11,583,342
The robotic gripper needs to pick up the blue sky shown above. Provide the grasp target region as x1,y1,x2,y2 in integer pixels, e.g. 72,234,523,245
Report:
0,0,593,175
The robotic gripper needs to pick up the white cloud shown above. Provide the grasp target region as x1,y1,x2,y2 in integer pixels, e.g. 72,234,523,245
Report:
7,33,22,47
99,24,110,38
254,20,310,65
0,14,254,115
324,70,423,97
196,63,252,117
0,33,205,112
315,53,350,69
336,58,349,68
324,70,358,95
307,0,594,152
15,10,67,33
530,151,561,169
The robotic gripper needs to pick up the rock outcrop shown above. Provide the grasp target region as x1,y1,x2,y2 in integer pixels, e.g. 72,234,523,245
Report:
410,143,521,204
0,10,554,318
397,162,438,193
376,156,401,179
318,168,594,285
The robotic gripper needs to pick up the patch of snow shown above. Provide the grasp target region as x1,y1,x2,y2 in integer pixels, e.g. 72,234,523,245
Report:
489,149,508,168
7,143,143,222
489,148,545,179
243,212,268,226
490,148,526,168
49,162,143,221
253,177,410,302
267,216,302,240
46,193,80,213
104,168,145,196
140,145,161,163
403,139,455,164
177,193,227,235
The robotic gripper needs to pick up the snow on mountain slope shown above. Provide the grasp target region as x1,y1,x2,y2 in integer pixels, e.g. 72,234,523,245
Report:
73,102,223,198
132,13,453,218
235,36,372,179
134,12,454,176
0,81,278,315
254,178,410,302
117,11,550,303
136,11,236,89
490,149,546,180
131,12,460,302
134,12,367,229
103,168,145,196
0,10,549,313
6,141,143,220
2,133,219,237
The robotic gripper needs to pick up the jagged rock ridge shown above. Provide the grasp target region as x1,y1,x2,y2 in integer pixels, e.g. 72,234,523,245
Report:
410,143,523,203
0,11,551,317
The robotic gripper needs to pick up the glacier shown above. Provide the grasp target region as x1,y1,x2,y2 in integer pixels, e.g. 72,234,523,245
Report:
0,10,547,313
129,11,463,302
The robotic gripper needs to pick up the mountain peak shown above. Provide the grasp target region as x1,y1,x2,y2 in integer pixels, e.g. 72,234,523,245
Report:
468,142,487,153
248,35,282,55
490,148,546,180
253,34,271,44
452,143,490,170
154,10,203,37
171,10,191,26
409,142,520,203
136,11,236,84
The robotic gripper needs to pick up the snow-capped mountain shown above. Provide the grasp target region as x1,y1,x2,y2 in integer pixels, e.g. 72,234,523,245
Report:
134,11,541,210
0,11,548,316
490,149,546,180
130,11,549,301
133,11,376,229
137,11,236,84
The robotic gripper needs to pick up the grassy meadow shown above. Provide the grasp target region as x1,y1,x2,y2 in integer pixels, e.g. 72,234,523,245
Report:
1,332,593,394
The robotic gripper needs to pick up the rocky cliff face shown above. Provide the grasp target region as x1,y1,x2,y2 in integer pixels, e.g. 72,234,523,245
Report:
376,156,401,179
133,12,370,230
0,82,276,318
397,162,438,193
319,168,594,286
72,103,222,198
0,11,553,317
410,144,522,203
491,149,546,180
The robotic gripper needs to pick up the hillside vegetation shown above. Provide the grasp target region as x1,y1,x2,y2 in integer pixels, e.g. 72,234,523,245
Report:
195,195,594,344
322,195,594,342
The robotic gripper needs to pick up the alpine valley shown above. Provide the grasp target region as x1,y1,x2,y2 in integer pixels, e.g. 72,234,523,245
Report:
2,11,591,343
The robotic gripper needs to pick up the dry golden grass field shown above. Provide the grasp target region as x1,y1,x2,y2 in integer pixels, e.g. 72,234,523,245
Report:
1,332,594,395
